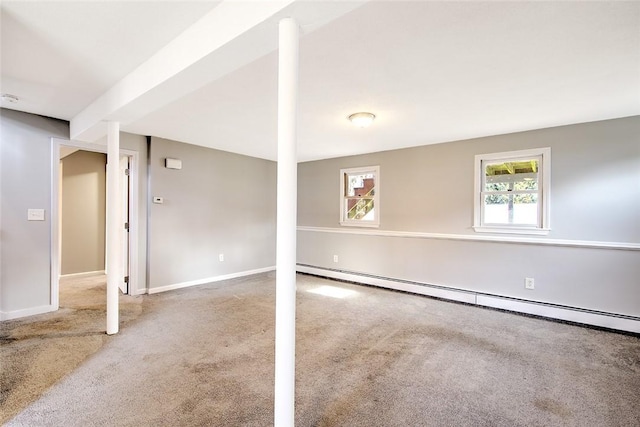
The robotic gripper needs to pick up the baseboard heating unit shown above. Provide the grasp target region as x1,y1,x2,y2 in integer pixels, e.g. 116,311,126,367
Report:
296,264,640,334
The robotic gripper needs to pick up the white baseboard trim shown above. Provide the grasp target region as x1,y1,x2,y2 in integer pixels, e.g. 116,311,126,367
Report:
477,295,640,334
297,265,640,334
148,266,275,295
1,304,57,321
60,270,105,279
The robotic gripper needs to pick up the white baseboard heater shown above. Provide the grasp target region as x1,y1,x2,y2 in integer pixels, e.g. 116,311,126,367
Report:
296,264,640,334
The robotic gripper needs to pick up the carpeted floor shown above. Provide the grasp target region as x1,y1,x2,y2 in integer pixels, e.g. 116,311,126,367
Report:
0,274,143,424
1,272,639,426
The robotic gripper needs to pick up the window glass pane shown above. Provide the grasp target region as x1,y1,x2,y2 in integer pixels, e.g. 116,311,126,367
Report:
485,182,510,192
341,166,379,226
483,194,538,225
346,199,375,220
346,173,375,197
485,159,538,191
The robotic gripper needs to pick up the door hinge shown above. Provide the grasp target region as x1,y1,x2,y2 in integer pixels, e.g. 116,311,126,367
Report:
125,168,130,176
124,222,129,231
124,276,129,284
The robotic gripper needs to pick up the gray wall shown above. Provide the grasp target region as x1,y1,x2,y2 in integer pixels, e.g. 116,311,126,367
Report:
148,137,276,290
1,110,273,314
2,107,635,320
0,109,148,317
61,150,106,275
297,116,640,317
1,109,69,314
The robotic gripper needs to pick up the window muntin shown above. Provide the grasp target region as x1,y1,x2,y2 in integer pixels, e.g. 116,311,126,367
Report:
474,149,550,235
340,166,379,227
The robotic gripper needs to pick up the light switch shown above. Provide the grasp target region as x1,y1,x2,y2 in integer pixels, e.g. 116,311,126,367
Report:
28,209,45,221
153,197,164,204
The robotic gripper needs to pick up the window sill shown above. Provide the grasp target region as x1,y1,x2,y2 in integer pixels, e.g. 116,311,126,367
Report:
473,226,550,236
340,221,380,228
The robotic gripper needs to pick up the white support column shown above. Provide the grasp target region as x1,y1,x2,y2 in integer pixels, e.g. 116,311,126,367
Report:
106,121,121,335
274,17,298,427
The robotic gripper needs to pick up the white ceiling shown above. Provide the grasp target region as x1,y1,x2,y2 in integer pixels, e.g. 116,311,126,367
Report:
1,0,220,118
2,0,639,162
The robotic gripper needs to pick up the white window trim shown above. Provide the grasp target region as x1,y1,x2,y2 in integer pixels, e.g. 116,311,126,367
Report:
473,147,550,235
340,165,380,228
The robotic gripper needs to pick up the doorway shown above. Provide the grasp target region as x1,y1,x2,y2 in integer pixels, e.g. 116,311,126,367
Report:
59,149,107,278
51,138,139,311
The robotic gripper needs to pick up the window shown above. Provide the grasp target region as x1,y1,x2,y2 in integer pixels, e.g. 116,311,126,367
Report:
340,166,380,227
474,148,550,235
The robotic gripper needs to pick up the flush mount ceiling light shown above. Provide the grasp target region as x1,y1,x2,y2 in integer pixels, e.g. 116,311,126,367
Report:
1,93,19,104
348,112,375,128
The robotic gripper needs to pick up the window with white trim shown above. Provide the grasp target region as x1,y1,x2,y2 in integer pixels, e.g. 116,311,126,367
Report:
340,166,379,227
474,148,550,235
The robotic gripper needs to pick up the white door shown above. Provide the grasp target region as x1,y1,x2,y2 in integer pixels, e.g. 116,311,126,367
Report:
119,156,130,294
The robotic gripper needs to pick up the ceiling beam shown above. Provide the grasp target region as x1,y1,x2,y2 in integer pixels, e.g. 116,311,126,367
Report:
71,0,368,142
71,0,297,141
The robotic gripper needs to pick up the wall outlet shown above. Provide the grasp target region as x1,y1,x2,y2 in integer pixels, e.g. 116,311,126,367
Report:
219,254,224,262
333,255,339,263
525,277,535,290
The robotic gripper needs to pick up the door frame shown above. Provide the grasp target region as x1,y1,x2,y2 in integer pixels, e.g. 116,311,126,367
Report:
50,137,141,310
118,155,130,294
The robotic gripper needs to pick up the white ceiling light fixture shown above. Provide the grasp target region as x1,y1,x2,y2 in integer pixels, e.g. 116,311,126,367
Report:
1,94,19,104
348,112,375,128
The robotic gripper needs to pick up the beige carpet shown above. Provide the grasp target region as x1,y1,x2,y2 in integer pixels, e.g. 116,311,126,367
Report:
2,272,639,426
0,274,142,424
